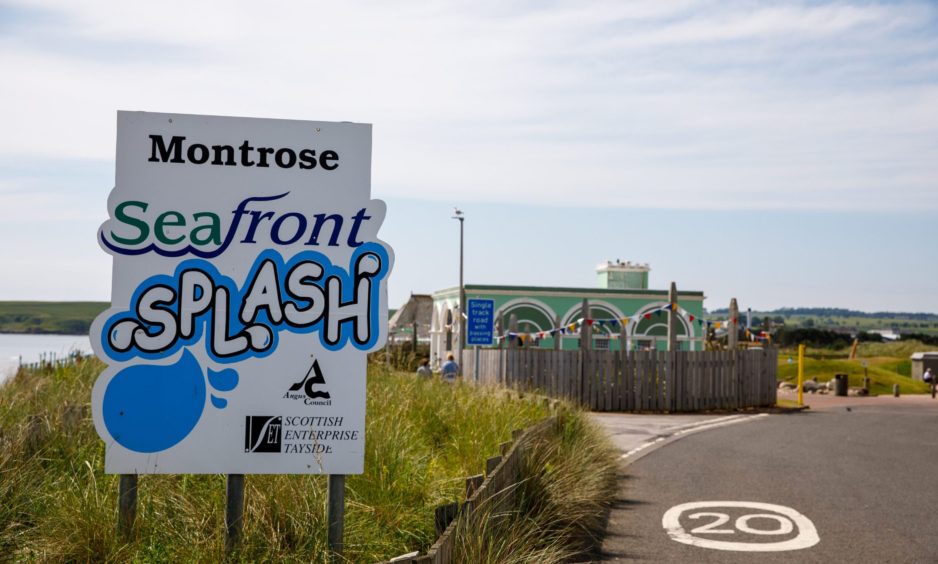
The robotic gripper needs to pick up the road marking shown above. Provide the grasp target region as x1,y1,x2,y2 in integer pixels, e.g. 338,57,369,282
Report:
662,501,820,552
620,414,769,460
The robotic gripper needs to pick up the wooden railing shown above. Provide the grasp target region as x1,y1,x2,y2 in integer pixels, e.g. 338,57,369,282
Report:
462,348,777,412
381,416,558,564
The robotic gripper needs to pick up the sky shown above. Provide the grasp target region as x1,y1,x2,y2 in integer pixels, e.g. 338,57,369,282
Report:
1,0,936,313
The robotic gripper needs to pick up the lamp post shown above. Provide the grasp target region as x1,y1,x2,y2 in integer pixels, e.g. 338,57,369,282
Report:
452,208,465,359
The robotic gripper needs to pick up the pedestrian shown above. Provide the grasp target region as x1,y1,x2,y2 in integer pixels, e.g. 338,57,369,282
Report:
440,353,460,383
924,368,934,384
416,358,432,378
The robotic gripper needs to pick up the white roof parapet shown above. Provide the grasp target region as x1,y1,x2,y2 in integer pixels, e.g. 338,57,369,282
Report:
911,352,938,360
596,259,651,272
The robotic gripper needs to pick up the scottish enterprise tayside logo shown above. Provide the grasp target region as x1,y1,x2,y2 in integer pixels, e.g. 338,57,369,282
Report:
245,416,282,453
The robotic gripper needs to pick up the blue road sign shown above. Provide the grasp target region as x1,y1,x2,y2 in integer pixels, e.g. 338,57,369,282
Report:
467,299,495,346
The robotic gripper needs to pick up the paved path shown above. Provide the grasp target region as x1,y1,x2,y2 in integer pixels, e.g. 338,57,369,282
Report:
591,412,768,465
591,398,938,562
778,388,938,410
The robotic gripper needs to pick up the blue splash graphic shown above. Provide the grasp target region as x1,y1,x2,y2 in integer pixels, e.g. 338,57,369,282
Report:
208,368,239,391
102,349,206,453
207,367,238,410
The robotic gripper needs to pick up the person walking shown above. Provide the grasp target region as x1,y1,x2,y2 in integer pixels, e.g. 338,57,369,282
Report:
416,358,432,378
440,353,460,383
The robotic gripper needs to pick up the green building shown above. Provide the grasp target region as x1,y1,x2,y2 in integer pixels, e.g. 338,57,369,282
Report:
429,260,706,363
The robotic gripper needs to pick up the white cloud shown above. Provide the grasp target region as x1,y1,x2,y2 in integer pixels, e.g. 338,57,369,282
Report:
1,0,936,211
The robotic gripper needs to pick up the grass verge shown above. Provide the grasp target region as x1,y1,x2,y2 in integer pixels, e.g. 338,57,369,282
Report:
775,355,929,395
451,413,618,563
0,359,616,562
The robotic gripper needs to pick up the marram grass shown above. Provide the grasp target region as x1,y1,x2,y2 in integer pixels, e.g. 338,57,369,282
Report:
0,359,616,562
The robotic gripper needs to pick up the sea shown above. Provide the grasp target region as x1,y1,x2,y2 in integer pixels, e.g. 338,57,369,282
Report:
0,333,93,386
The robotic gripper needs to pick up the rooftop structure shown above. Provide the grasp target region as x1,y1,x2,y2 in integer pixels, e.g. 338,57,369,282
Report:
596,259,651,290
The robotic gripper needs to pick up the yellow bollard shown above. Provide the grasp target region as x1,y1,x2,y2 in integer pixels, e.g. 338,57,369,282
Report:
797,344,805,407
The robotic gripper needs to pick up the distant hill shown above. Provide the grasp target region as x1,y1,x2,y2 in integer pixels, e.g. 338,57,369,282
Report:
709,307,938,321
0,302,399,335
0,301,109,335
705,306,938,336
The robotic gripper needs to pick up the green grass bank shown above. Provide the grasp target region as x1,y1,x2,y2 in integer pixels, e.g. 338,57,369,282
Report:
0,301,108,334
0,359,617,562
776,340,932,395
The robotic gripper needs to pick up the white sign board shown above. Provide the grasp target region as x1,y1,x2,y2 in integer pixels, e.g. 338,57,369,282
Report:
91,111,393,474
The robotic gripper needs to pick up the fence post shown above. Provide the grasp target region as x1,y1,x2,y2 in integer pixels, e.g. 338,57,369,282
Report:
667,282,679,352
506,314,518,387
728,298,739,351
581,299,591,407
554,315,562,351
509,314,518,349
118,474,138,539
581,299,591,351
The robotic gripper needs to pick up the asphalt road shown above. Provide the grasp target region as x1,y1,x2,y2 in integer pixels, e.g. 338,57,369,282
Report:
597,402,938,563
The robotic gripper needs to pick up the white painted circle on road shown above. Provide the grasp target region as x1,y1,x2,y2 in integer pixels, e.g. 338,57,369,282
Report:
662,501,819,552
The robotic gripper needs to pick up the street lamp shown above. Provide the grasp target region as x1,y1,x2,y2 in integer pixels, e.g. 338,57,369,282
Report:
452,207,465,359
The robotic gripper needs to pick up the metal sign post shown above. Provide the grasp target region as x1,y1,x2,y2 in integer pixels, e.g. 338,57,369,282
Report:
225,474,245,554
327,474,346,561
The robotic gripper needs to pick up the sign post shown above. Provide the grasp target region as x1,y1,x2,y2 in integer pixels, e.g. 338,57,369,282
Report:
327,474,346,561
91,111,393,549
467,299,494,383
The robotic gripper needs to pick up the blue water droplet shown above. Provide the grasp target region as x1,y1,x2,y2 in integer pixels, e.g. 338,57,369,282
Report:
207,368,239,392
211,395,228,409
102,349,205,453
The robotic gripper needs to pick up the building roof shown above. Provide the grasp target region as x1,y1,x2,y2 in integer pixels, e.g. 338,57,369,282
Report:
433,283,705,299
911,352,938,360
388,294,433,339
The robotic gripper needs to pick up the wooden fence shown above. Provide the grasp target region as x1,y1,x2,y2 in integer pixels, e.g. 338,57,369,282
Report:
462,348,777,412
381,416,559,564
15,351,89,373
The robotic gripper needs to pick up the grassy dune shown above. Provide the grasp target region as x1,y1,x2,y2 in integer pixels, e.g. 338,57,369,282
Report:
777,341,931,395
0,301,108,334
0,359,616,562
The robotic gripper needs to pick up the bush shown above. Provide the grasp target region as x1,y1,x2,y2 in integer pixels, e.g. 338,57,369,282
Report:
772,327,852,349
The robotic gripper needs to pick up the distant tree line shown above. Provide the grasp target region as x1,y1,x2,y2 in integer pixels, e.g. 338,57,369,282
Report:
710,307,938,321
771,328,938,348
772,328,855,348
902,333,938,346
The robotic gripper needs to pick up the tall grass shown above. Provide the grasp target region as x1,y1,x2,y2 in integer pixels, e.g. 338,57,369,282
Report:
1,359,585,562
452,414,618,563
